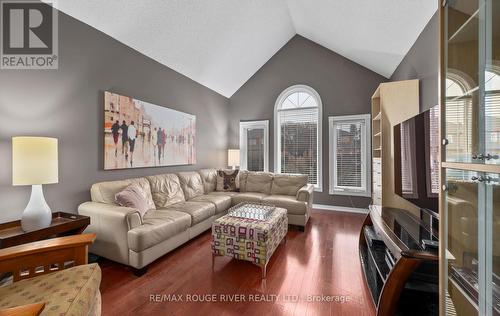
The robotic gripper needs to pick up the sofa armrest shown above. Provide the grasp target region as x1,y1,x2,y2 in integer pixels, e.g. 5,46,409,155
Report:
297,184,314,203
78,202,142,230
78,202,142,265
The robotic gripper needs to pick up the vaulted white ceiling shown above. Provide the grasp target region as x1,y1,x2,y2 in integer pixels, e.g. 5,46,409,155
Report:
51,0,437,97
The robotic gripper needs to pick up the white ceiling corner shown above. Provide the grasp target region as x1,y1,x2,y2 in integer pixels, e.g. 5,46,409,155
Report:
50,0,437,98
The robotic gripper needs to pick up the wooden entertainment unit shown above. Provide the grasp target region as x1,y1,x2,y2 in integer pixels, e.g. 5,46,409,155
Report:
359,206,439,315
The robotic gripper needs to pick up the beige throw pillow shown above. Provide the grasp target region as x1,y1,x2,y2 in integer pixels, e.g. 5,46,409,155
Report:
115,183,155,217
216,169,240,192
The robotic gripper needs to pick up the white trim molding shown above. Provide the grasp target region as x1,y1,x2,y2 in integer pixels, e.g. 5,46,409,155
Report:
312,203,369,214
239,120,269,172
274,84,323,192
328,114,371,197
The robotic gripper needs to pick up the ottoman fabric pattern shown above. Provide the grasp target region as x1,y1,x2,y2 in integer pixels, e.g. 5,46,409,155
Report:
211,208,287,266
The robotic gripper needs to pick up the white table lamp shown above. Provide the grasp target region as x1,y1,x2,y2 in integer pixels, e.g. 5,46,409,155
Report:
12,137,58,231
227,149,240,170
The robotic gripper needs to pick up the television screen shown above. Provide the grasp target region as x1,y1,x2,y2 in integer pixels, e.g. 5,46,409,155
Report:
394,105,440,215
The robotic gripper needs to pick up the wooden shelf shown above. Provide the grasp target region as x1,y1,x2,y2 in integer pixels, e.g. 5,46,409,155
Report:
370,80,419,218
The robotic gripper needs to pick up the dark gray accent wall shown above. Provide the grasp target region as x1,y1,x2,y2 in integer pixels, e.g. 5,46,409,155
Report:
228,35,386,208
390,12,439,112
0,11,229,222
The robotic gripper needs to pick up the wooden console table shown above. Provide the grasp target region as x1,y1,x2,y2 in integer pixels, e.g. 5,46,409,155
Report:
0,212,90,249
359,206,439,315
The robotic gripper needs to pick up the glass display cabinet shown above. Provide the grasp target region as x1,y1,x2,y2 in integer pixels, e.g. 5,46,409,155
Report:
440,0,500,315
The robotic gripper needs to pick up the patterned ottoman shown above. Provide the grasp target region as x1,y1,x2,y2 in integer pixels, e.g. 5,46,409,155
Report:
211,207,288,278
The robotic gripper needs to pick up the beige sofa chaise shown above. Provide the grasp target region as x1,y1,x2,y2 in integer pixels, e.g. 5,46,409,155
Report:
78,169,314,274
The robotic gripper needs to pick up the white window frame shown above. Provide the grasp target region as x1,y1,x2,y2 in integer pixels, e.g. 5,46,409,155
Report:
240,120,269,172
274,84,322,192
329,114,371,196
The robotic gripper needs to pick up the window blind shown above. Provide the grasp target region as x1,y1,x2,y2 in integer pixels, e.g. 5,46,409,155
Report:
278,107,318,185
428,106,440,195
247,128,264,171
445,95,473,161
445,95,474,180
334,120,363,189
485,91,500,159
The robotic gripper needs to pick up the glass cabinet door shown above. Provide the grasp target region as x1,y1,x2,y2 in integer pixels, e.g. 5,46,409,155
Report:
444,169,480,316
444,170,500,316
445,0,479,164
442,1,500,315
444,0,500,165
485,0,500,165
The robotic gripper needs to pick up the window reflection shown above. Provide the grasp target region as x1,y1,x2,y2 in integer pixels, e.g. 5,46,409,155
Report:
485,69,500,163
445,73,474,164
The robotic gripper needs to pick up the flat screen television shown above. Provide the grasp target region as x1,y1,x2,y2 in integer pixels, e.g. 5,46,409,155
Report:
394,105,440,217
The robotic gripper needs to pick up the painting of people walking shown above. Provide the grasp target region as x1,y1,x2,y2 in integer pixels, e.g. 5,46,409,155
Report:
104,91,196,170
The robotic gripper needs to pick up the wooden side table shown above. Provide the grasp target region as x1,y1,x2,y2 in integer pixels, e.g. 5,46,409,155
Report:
0,212,90,249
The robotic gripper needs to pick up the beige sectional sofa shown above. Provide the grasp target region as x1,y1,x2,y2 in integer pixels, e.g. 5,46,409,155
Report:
78,169,314,274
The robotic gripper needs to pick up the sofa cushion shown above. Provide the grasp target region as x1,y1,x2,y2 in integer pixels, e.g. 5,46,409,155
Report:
128,209,191,252
245,172,273,194
238,170,249,192
91,177,152,205
0,263,101,316
177,171,204,200
164,201,216,225
189,195,231,214
262,195,308,215
231,192,267,205
216,169,240,192
146,174,185,208
198,169,217,193
271,174,308,196
115,182,156,217
209,191,240,197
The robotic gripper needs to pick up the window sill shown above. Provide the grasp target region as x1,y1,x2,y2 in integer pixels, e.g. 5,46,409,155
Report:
329,189,371,197
314,186,323,193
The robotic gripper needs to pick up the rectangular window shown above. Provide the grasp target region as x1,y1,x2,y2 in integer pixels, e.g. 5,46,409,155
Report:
278,107,320,188
240,120,269,172
329,114,371,196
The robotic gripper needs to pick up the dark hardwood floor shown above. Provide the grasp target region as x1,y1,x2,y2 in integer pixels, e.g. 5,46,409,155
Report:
99,210,375,316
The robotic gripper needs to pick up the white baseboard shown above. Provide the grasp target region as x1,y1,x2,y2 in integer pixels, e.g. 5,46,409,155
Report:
312,204,369,214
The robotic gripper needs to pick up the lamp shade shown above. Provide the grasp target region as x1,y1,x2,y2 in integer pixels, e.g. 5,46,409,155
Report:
227,149,240,167
12,137,58,186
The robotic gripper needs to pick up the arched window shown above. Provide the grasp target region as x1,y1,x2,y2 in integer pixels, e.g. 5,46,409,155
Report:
274,85,322,190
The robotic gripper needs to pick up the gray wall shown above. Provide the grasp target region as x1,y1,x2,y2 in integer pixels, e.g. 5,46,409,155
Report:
390,12,439,112
228,35,386,208
0,11,229,222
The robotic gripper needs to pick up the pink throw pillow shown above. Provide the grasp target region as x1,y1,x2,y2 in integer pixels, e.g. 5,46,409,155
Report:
115,183,154,217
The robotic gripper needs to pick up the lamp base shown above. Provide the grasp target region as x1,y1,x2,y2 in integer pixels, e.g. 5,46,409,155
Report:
21,184,52,232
